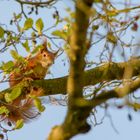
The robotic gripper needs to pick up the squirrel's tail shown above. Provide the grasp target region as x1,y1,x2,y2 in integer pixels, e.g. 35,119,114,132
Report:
0,98,40,126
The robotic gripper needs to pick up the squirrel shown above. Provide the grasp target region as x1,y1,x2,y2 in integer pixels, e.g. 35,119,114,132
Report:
9,41,57,87
0,40,58,126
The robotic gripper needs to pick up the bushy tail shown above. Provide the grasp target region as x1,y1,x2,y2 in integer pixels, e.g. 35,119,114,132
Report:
0,98,40,126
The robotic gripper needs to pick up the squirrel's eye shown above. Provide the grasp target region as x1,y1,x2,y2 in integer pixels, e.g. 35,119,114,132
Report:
43,54,46,57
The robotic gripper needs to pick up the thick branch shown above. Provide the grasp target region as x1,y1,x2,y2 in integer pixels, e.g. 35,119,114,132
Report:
48,0,93,140
33,58,140,94
15,0,57,6
1,58,140,99
90,76,140,108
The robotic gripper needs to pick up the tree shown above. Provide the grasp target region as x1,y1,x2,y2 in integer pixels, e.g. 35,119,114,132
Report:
0,0,140,139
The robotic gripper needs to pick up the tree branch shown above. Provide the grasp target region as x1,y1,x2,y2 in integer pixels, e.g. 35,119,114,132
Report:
48,0,93,139
31,58,140,96
90,76,140,108
1,57,140,99
15,0,57,6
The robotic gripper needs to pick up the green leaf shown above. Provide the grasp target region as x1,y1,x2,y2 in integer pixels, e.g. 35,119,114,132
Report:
14,119,24,129
0,106,9,115
22,40,30,52
10,50,22,60
23,18,33,30
0,27,4,38
5,87,22,102
5,93,13,102
52,30,67,40
36,18,44,34
34,98,45,112
15,13,22,20
12,36,20,42
92,25,99,31
0,61,14,72
106,32,117,44
47,42,51,49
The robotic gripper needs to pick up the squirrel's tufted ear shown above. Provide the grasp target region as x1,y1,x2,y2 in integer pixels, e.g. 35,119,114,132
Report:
40,37,49,53
42,37,48,50
42,39,48,50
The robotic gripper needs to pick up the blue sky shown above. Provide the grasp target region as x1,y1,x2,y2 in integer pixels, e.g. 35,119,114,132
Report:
0,1,140,140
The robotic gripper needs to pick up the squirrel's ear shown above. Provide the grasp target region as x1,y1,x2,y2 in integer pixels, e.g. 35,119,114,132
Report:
40,38,48,53
42,38,48,50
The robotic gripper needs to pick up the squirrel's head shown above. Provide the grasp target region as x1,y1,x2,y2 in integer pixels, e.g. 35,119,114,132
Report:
38,49,56,67
37,40,58,68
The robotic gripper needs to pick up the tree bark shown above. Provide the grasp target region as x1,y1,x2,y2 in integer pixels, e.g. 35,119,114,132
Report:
48,0,94,139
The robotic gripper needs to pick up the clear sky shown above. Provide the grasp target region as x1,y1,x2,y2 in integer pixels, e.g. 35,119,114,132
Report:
0,1,140,140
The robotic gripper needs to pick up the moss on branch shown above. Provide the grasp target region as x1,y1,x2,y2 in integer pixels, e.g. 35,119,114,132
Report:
35,58,140,95
1,58,140,100
48,0,94,139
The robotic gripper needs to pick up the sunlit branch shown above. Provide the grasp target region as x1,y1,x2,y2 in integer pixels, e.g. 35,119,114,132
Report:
15,0,58,6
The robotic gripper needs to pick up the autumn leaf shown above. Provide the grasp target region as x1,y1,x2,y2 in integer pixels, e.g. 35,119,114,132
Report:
36,18,44,35
23,18,33,30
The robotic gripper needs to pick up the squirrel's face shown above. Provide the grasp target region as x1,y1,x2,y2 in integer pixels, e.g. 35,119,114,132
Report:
39,50,56,68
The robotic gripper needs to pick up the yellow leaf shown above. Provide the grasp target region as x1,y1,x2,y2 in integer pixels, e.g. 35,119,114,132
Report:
14,119,24,129
36,18,44,35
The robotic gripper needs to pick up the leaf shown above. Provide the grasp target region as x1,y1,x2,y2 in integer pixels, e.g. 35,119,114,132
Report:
0,106,9,115
12,36,20,42
4,94,11,103
10,50,19,59
47,42,51,48
11,87,22,100
0,61,14,72
5,87,22,102
36,18,44,35
52,30,67,40
14,119,24,129
34,98,45,112
23,18,33,30
55,15,59,25
10,50,22,60
15,13,22,20
0,27,4,38
22,40,30,52
106,32,117,44
92,25,99,31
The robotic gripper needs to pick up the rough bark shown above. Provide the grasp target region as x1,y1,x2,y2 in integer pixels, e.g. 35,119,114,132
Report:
1,58,140,99
32,57,140,95
48,0,94,139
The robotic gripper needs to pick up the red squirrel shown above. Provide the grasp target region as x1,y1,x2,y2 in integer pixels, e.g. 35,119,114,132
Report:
1,40,58,126
9,41,57,86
